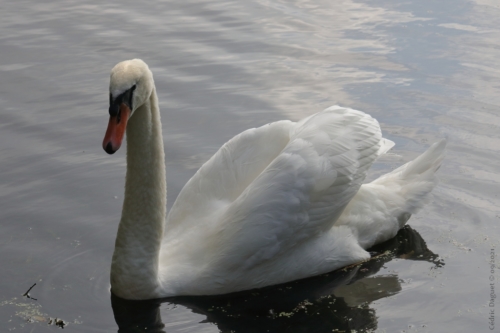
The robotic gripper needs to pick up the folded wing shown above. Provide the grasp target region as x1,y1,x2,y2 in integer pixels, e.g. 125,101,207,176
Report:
164,106,390,277
211,106,385,271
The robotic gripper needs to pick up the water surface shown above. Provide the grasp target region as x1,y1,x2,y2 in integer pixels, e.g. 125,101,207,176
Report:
0,0,499,332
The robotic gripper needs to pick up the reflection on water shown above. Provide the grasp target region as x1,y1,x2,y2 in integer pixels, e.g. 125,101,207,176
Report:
112,226,441,333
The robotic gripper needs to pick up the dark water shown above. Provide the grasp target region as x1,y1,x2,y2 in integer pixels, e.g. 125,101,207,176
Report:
0,0,499,332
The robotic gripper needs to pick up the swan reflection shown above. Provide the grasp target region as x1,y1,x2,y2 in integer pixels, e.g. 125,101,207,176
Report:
111,225,442,333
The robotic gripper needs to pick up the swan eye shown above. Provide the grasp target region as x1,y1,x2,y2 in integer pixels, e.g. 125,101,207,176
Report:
109,84,136,117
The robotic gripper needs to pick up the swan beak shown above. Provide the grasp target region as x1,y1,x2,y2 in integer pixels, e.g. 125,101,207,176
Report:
102,103,131,154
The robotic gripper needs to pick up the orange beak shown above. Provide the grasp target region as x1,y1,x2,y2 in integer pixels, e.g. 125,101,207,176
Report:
102,103,131,154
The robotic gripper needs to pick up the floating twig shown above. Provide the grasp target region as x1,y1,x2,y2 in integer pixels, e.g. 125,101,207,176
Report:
23,283,37,300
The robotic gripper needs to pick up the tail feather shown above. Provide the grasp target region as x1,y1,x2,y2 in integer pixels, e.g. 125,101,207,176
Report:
335,139,446,249
400,139,446,179
374,139,446,183
373,138,446,217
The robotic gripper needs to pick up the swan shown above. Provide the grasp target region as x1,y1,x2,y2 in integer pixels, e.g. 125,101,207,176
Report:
102,59,446,300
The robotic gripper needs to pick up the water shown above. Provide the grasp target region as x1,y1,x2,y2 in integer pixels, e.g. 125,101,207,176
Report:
0,0,499,332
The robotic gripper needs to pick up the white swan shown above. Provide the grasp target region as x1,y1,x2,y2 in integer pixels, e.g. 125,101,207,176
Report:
103,59,446,300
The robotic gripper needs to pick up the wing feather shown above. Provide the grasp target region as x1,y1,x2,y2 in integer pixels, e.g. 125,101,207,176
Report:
166,106,385,273
165,120,293,233
211,106,384,270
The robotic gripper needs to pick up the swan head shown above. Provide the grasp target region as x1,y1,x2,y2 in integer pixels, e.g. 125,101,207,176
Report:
103,59,154,154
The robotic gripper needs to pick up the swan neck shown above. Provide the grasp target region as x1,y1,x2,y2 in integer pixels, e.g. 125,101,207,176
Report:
111,87,166,299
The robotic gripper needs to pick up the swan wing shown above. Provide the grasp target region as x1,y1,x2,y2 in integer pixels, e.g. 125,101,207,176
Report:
162,106,387,292
210,106,385,270
165,119,294,233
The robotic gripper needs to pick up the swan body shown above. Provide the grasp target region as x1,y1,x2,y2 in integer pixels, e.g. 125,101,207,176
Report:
103,59,445,300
